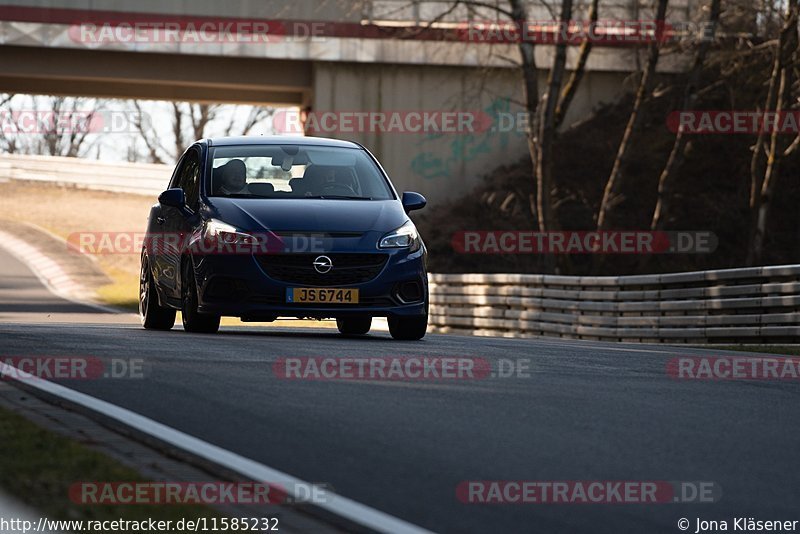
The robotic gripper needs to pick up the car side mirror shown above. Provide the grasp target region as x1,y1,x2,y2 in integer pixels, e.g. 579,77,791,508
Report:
402,191,427,213
159,188,186,210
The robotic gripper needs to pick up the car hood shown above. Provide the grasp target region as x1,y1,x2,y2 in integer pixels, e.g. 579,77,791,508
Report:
204,198,408,234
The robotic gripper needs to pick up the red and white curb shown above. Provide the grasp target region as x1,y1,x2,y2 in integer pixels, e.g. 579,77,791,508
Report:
0,229,117,313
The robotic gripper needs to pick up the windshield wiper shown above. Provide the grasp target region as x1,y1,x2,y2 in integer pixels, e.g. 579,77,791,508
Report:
304,195,374,200
220,194,273,199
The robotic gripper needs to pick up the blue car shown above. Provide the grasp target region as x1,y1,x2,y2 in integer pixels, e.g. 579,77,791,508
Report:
138,136,429,340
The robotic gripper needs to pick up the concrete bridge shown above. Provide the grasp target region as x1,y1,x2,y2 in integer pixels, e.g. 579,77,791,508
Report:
0,0,696,203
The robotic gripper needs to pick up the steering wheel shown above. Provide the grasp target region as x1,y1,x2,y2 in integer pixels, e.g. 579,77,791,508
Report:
321,182,357,196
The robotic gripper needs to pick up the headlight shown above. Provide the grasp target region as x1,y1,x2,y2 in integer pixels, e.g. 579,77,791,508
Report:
203,219,256,245
379,221,420,251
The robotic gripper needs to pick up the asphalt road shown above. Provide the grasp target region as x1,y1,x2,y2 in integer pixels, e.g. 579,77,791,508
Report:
1,246,799,533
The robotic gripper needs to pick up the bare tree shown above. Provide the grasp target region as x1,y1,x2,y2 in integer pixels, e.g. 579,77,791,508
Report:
354,1,599,246
650,0,722,231
748,49,784,230
131,101,275,164
172,102,187,160
554,0,599,129
535,0,574,234
222,107,275,137
0,94,100,158
457,0,598,237
132,100,167,164
747,0,800,265
131,102,226,163
596,0,670,231
0,93,19,154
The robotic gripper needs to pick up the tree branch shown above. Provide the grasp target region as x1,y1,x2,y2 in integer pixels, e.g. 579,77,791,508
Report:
554,0,599,129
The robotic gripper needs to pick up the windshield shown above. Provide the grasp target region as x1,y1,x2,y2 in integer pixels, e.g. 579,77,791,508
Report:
208,144,394,200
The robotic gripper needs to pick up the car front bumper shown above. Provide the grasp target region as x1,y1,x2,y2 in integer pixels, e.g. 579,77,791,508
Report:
192,246,428,320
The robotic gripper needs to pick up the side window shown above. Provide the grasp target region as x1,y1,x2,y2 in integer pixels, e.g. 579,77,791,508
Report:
178,150,201,210
168,155,186,190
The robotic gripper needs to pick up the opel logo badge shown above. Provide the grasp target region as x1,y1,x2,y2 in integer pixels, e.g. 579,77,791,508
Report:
313,255,333,274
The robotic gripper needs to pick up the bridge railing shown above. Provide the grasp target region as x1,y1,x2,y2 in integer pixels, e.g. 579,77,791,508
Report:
365,0,697,26
428,266,800,343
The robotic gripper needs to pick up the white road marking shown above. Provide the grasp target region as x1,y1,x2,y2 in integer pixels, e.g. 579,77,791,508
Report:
0,362,433,534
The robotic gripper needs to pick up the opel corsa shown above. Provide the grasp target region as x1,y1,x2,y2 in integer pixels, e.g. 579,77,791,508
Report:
139,137,429,340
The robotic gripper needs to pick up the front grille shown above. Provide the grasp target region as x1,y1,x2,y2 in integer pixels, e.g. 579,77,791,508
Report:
257,253,389,286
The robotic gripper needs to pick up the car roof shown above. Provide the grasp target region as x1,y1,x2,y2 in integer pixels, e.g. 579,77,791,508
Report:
206,136,362,149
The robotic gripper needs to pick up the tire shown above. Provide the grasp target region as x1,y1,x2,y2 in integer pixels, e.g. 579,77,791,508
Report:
336,317,372,336
139,255,176,330
181,260,220,334
388,314,428,341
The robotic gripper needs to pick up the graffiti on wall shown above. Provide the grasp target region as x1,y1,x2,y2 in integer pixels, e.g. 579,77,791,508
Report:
409,97,524,181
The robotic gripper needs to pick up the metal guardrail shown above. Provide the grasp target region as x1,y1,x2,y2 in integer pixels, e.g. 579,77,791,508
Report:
428,266,800,342
0,154,170,196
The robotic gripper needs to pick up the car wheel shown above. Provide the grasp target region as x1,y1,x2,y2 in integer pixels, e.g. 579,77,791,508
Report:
139,255,176,330
181,260,220,334
388,314,427,341
336,317,372,336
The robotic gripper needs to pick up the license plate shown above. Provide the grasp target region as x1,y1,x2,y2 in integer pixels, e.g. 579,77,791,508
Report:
287,288,359,304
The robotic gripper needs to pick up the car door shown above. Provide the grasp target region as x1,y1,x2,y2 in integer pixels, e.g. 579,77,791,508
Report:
160,148,202,298
149,155,184,297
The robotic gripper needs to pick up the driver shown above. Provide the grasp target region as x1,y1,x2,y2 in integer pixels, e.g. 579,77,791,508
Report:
304,166,356,196
332,167,357,191
218,159,248,195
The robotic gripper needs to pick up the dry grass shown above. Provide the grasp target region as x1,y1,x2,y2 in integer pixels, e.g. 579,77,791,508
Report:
0,405,220,522
0,182,151,267
0,182,150,309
